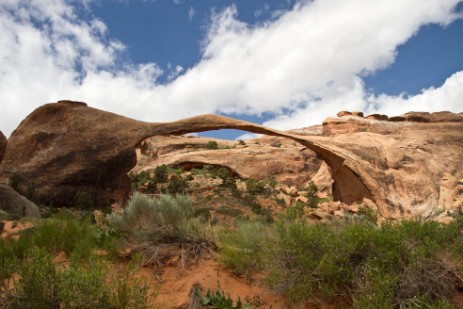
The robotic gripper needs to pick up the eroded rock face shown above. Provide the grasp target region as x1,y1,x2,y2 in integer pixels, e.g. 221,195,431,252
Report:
0,130,6,164
1,101,461,219
134,135,322,187
319,112,463,217
323,111,463,136
0,184,40,218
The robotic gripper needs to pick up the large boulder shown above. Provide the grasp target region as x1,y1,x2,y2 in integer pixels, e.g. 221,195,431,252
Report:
0,184,40,218
0,130,6,164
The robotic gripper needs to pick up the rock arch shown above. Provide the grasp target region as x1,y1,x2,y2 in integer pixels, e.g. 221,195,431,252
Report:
0,101,382,215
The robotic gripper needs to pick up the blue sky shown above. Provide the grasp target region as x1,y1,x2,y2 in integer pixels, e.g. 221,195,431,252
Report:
1,0,462,139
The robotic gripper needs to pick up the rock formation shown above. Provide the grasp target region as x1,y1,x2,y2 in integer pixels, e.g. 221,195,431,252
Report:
0,130,6,164
0,184,41,218
133,135,322,188
0,101,461,219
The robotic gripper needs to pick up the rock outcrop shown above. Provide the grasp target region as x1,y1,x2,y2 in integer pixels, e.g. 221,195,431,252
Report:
134,135,322,187
323,111,463,136
1,101,461,219
0,130,6,164
0,184,41,218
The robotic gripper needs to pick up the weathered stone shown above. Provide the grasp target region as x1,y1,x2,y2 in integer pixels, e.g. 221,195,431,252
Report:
337,111,352,117
400,112,432,123
351,111,364,117
0,130,6,164
366,114,386,121
430,111,463,122
0,184,40,218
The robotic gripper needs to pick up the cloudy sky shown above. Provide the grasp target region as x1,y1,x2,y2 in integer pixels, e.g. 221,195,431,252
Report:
1,0,462,139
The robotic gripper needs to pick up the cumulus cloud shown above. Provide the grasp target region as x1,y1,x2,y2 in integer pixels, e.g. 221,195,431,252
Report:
0,0,462,137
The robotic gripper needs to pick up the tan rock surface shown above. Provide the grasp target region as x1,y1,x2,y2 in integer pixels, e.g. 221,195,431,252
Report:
0,100,461,219
134,135,321,187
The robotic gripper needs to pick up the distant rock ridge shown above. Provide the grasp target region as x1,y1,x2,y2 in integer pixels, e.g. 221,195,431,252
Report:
0,101,461,219
323,111,463,136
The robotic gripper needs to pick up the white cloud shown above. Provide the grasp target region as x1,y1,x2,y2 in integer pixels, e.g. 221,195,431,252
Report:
0,0,462,137
188,6,195,21
235,133,262,141
167,65,184,81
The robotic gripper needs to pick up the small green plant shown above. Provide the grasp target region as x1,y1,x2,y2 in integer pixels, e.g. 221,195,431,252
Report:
237,140,246,146
199,286,250,309
205,140,219,150
270,141,282,148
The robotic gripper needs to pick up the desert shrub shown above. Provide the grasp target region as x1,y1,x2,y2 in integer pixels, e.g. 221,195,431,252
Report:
28,214,99,262
4,248,150,309
282,201,306,220
108,193,215,263
245,178,266,195
167,174,189,194
8,248,59,308
265,219,463,306
219,221,273,276
357,204,378,224
57,258,110,308
153,164,168,183
237,140,246,146
205,140,219,149
216,167,237,190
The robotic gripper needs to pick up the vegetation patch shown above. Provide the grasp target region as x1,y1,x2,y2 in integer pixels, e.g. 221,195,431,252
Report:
108,193,216,265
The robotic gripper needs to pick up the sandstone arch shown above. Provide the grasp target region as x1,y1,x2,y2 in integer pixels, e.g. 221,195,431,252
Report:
1,101,461,218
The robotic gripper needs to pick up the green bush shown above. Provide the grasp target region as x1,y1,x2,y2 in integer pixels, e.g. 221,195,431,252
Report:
108,193,215,263
4,248,150,309
153,164,168,183
264,219,463,306
205,140,219,150
219,221,273,276
167,174,188,194
245,178,266,195
9,248,59,308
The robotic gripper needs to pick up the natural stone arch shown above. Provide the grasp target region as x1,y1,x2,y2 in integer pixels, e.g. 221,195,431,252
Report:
0,101,373,213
